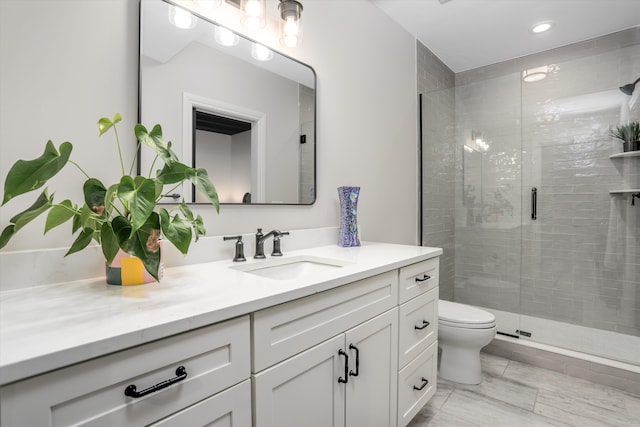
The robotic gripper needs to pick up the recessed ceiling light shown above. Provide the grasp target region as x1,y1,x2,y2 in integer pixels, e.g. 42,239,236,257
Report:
522,66,549,83
531,22,553,34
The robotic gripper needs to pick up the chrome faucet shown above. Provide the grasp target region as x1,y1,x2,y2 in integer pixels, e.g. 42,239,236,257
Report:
254,228,289,259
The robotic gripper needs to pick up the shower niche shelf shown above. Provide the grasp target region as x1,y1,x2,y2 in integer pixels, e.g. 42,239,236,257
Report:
609,150,640,159
609,189,640,194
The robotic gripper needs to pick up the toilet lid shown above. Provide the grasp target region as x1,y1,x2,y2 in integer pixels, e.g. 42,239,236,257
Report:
438,300,496,326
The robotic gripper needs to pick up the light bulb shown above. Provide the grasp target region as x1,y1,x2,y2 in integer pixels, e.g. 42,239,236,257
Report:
245,0,262,17
284,17,299,36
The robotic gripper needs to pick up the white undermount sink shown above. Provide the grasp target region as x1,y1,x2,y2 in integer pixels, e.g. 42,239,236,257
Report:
231,255,352,281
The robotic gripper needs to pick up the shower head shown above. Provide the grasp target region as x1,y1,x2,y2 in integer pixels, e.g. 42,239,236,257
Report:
620,77,640,95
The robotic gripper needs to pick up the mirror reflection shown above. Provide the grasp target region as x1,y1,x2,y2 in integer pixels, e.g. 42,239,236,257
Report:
140,0,316,204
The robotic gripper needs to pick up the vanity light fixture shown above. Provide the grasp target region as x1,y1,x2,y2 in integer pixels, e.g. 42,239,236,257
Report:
278,0,303,47
252,42,273,61
215,26,239,46
169,5,197,29
530,21,553,34
241,0,267,30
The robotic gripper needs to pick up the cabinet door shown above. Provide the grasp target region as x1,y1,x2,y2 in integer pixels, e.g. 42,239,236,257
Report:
150,380,251,427
253,334,345,427
345,308,398,427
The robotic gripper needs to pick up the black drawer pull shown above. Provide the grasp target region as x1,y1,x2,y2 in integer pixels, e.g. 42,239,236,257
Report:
414,320,430,330
348,344,360,377
413,377,429,391
338,349,349,384
415,274,431,283
124,366,187,398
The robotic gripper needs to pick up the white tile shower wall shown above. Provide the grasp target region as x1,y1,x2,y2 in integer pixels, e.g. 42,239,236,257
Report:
417,41,456,300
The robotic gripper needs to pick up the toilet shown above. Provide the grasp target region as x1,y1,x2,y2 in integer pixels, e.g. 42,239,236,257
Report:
438,300,496,385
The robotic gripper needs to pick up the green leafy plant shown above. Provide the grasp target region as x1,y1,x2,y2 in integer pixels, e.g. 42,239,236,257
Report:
0,113,219,281
610,121,640,143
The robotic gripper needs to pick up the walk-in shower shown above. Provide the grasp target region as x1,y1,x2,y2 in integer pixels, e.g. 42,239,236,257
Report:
421,40,640,366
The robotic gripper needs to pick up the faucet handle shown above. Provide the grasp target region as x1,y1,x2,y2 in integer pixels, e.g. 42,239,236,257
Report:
271,231,289,256
223,235,246,262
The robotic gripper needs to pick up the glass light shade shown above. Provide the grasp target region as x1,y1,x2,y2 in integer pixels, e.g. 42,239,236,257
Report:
278,0,303,47
215,26,239,46
251,43,273,61
169,6,196,29
241,0,266,30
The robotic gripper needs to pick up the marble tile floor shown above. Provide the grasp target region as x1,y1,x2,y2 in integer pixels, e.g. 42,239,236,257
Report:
408,353,640,427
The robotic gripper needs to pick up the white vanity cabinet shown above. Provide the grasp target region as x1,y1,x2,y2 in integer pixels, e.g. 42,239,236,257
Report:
0,316,252,427
252,271,399,427
0,246,442,427
396,258,440,426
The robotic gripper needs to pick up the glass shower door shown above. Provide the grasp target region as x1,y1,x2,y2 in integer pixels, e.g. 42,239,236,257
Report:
452,72,524,336
518,45,640,363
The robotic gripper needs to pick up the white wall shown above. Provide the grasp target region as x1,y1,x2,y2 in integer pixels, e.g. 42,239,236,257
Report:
0,0,418,254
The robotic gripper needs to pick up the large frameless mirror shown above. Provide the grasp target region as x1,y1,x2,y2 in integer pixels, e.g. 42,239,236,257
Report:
139,0,316,204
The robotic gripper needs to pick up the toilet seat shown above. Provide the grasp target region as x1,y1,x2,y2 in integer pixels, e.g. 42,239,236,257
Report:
439,300,496,329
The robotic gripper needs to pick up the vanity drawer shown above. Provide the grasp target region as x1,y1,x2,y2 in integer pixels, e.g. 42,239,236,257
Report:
397,341,437,427
398,257,439,304
0,316,250,427
398,287,438,368
150,379,252,427
252,270,398,372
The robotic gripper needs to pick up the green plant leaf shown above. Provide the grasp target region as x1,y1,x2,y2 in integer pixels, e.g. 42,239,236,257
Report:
134,124,178,164
180,201,194,221
156,161,192,184
100,221,120,265
194,214,206,241
119,212,161,281
45,199,75,234
160,208,192,254
2,141,72,205
112,215,133,244
79,203,97,231
103,183,119,217
98,113,122,136
10,189,53,233
117,176,156,232
65,227,95,256
83,178,107,216
0,225,15,249
190,169,220,212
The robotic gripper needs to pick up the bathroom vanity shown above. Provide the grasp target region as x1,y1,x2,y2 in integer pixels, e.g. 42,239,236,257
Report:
0,243,441,426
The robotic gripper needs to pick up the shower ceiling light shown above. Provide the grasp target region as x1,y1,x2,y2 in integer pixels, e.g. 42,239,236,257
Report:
523,66,549,83
531,21,553,34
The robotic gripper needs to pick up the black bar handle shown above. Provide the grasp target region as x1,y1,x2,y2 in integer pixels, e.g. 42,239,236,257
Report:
348,344,360,377
338,349,349,384
415,274,431,283
124,366,187,398
531,187,537,220
413,377,429,391
414,320,430,331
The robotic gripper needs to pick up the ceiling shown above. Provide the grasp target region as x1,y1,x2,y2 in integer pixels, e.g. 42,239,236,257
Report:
372,0,640,73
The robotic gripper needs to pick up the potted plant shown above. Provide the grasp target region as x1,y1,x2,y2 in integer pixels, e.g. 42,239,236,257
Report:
610,121,640,152
0,113,219,284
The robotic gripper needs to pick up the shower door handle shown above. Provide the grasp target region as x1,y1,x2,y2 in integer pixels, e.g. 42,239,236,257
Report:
531,187,537,220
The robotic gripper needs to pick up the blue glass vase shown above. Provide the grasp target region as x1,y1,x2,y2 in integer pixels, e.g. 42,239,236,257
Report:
338,186,360,247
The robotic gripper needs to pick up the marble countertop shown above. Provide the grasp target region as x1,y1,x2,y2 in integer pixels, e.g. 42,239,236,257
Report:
0,242,441,386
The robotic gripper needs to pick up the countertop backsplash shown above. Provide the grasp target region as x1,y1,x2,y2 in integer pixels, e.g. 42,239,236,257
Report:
0,227,340,292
